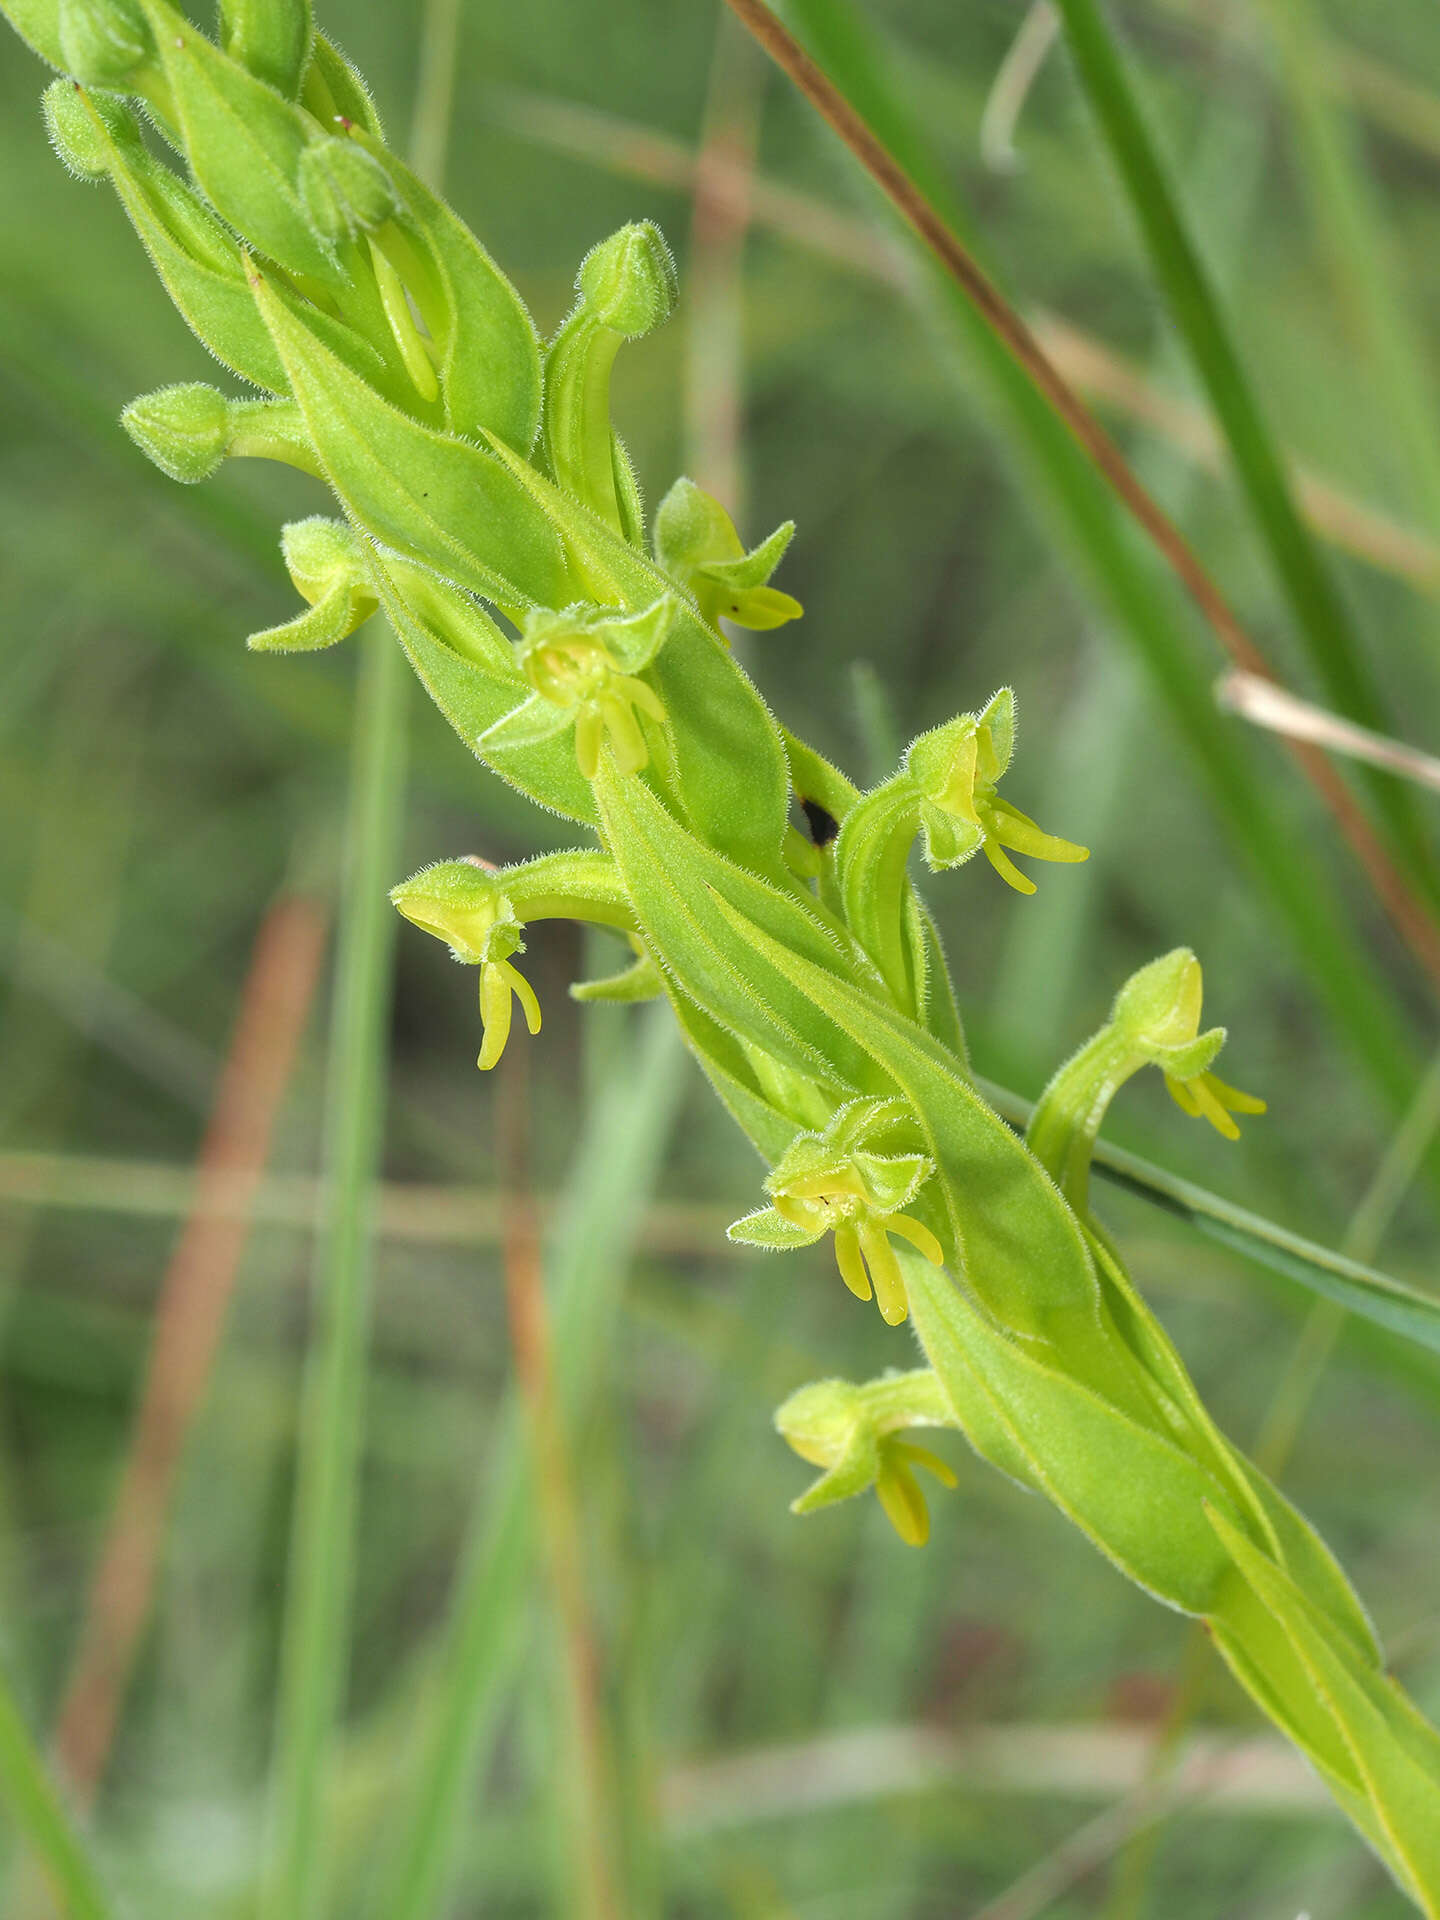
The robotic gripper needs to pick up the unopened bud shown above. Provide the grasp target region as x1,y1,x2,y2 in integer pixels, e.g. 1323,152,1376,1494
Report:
57,0,152,87
122,383,231,483
247,518,377,653
219,0,313,99
577,221,677,337
43,78,138,179
298,136,398,243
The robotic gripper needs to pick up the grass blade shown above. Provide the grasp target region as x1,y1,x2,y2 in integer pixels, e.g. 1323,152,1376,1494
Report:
981,1077,1440,1354
260,624,408,1920
377,1005,687,1920
0,1669,111,1920
1050,0,1439,897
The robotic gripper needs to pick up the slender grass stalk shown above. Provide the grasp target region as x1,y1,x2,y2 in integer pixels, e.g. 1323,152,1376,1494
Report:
992,41,1264,1077
54,892,327,1804
0,1673,111,1920
1250,0,1440,546
260,622,407,1920
498,1042,622,1920
1048,0,1439,898
377,1005,686,1920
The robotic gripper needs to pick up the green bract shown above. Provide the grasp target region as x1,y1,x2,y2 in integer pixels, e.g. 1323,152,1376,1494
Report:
9,0,1439,1904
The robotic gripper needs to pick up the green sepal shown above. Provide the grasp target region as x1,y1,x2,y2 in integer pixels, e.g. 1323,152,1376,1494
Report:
570,942,663,1004
391,849,631,962
1028,950,1249,1215
351,127,542,455
727,1207,818,1251
134,0,343,283
247,516,376,652
776,1370,958,1542
297,133,396,242
218,0,311,98
122,382,321,481
1208,1505,1440,1899
905,1253,1245,1613
250,264,576,610
367,556,598,827
541,222,675,531
654,477,802,631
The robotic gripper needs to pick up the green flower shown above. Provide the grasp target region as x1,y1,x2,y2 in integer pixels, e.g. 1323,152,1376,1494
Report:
729,1098,944,1326
480,596,676,780
775,1370,957,1547
390,861,540,1071
654,476,802,634
906,687,1088,894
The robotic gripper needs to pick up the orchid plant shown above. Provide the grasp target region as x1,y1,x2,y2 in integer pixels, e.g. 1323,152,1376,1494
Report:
6,0,1440,1905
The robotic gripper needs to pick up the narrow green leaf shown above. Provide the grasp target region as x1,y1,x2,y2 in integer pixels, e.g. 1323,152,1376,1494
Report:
1209,1504,1440,1906
0,1667,112,1920
250,265,576,608
594,760,874,1094
905,1254,1242,1615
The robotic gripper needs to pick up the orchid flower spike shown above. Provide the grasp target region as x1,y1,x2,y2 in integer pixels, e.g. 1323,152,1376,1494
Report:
775,1370,958,1546
907,688,1088,894
480,596,676,780
728,1097,944,1325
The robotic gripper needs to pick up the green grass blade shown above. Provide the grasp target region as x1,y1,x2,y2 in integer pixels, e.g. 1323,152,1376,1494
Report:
1050,0,1438,897
980,1077,1440,1354
1253,0,1440,545
0,1667,112,1920
261,623,409,1920
378,1004,687,1920
782,0,1424,1131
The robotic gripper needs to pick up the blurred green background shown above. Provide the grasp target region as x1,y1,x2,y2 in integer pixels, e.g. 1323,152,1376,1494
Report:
3,0,1440,1913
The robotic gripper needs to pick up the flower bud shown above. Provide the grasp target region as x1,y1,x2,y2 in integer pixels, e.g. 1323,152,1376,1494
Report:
121,382,231,483
297,134,398,243
576,221,677,338
57,0,152,87
43,77,138,179
248,518,378,652
219,0,313,99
